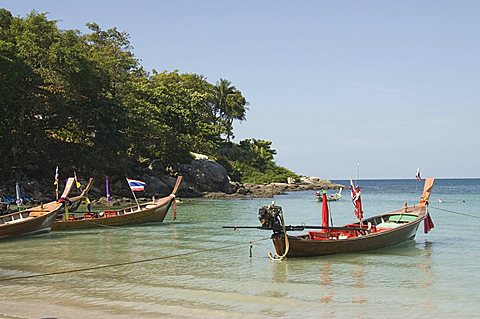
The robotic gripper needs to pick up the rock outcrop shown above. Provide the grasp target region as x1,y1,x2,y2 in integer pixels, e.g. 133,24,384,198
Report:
204,177,344,199
178,159,237,194
1,159,342,202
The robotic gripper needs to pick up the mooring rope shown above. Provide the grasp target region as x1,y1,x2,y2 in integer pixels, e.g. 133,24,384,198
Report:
81,219,125,229
268,211,289,261
0,237,270,283
429,205,480,219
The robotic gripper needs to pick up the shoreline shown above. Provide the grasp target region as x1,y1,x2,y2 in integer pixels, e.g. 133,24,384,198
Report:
1,174,344,210
89,178,344,205
201,178,345,199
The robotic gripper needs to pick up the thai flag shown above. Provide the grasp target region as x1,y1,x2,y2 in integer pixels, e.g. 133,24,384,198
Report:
126,178,146,192
416,168,421,181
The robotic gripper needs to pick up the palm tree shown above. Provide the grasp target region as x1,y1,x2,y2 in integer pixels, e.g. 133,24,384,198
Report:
213,79,248,141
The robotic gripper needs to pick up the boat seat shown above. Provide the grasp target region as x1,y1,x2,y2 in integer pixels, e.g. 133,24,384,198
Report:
376,222,400,230
387,215,417,223
308,231,329,240
28,211,45,217
83,213,95,219
104,211,117,217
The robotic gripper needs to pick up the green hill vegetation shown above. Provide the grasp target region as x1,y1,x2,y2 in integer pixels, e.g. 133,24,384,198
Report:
0,9,297,184
218,139,299,184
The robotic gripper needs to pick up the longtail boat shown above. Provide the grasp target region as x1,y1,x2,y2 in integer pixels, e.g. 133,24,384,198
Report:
0,178,75,240
52,176,182,230
226,178,435,259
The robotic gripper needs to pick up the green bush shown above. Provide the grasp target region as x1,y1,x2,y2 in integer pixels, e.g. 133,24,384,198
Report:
231,162,298,184
220,139,299,184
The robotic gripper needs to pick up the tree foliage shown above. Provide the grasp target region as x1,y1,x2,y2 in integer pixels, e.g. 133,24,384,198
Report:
0,10,293,185
0,10,255,180
221,139,299,184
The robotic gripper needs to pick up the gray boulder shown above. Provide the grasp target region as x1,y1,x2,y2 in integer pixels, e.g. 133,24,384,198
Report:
145,175,170,196
178,159,235,194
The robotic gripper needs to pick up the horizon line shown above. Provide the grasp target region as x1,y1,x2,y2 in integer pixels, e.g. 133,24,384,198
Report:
328,177,479,181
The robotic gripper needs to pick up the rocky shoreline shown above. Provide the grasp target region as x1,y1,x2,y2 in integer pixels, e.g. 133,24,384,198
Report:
1,159,344,205
202,176,344,199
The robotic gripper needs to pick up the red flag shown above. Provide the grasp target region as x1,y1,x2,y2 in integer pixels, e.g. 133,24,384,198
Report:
321,191,329,231
173,198,177,220
424,212,434,233
350,178,363,220
355,186,363,220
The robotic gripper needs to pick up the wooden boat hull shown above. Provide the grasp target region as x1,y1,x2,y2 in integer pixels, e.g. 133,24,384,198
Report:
52,196,174,230
272,206,426,258
53,175,182,230
0,203,63,240
0,177,80,239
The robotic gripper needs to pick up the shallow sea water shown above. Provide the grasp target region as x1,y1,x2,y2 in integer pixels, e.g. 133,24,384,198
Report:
0,179,478,318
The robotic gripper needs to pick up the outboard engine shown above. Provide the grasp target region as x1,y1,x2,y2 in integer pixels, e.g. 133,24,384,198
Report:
258,203,283,231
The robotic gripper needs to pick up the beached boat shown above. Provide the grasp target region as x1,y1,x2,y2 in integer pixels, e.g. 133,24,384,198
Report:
52,176,182,230
0,178,75,240
226,178,435,259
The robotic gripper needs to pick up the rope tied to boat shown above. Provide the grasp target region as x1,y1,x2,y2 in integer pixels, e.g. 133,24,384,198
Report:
268,207,290,261
0,238,268,283
429,205,480,219
81,218,124,229
248,237,271,258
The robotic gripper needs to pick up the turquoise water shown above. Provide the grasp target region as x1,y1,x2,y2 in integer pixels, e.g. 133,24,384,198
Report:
0,179,479,318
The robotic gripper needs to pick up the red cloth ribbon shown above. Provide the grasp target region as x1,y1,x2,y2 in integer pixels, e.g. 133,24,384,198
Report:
424,212,434,233
173,197,177,220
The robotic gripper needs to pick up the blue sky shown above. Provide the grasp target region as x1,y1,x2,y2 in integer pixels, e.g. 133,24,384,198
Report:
2,0,479,179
